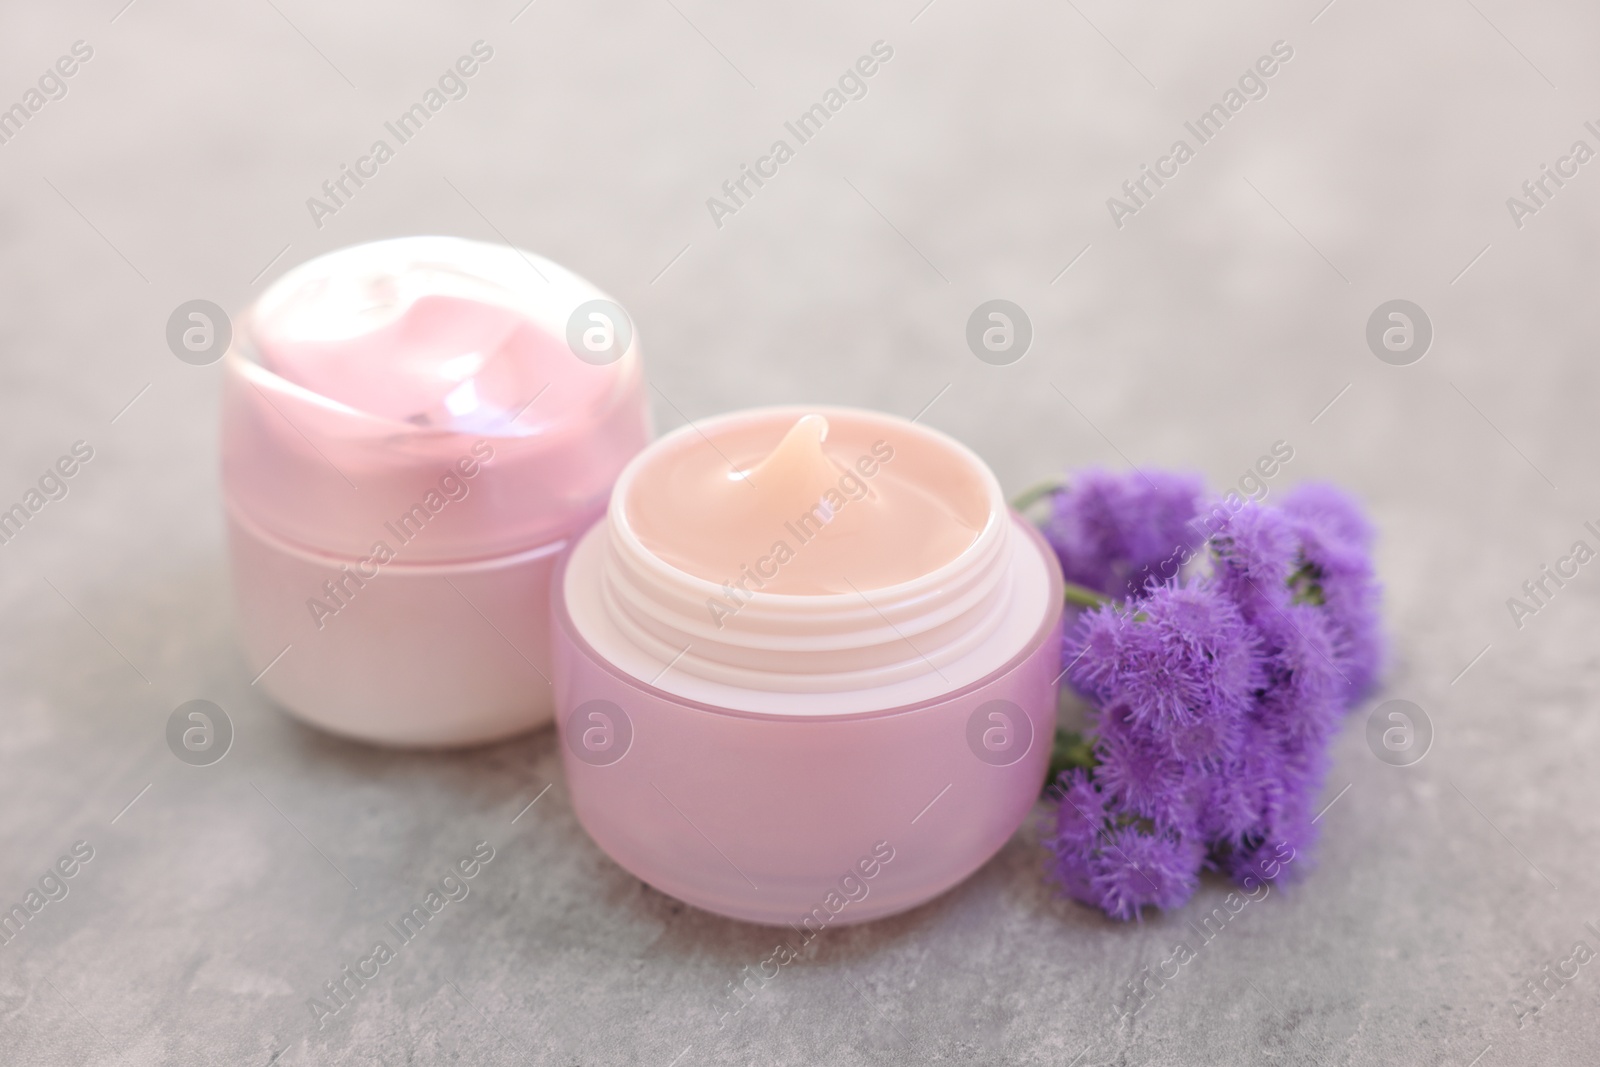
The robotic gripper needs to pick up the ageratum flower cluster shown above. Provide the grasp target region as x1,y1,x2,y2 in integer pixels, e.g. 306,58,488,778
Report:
1034,471,1382,921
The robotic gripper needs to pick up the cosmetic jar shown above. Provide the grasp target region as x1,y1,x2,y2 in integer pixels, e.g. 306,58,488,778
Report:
554,407,1064,925
223,236,649,747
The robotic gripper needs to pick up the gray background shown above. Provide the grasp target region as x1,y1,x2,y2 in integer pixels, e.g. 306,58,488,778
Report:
1,0,1596,1063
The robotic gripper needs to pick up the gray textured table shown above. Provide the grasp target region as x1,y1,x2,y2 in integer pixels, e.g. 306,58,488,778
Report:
2,1,1597,1063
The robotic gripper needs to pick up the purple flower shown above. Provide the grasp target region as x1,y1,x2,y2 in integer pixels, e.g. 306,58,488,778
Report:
1214,800,1315,888
1204,705,1326,879
1202,488,1384,705
1280,482,1374,551
1046,769,1203,922
1198,749,1271,848
1065,584,1263,749
1205,500,1300,616
1092,704,1196,826
1249,602,1349,750
1039,470,1385,919
1041,470,1203,599
1052,769,1111,853
1090,824,1204,921
1281,484,1385,700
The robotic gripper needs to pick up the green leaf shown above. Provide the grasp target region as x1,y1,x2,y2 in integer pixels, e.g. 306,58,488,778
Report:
1045,728,1098,794
1287,557,1326,606
1010,479,1065,514
1062,581,1111,609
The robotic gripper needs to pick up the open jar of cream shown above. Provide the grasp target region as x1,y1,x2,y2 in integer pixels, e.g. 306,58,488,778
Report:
554,406,1064,925
223,236,649,746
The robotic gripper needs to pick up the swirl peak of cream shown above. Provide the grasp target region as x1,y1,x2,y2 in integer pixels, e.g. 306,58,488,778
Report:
622,410,989,596
223,236,649,563
247,242,620,436
574,406,1041,704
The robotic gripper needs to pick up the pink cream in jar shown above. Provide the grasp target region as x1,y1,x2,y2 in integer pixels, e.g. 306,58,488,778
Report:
554,406,1064,925
224,236,649,746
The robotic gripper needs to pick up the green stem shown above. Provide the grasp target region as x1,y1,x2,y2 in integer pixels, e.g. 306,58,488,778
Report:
1062,581,1110,609
1010,478,1064,514
1044,728,1099,794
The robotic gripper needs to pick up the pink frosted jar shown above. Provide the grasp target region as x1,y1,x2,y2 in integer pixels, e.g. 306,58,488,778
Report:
223,236,649,747
553,407,1064,925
